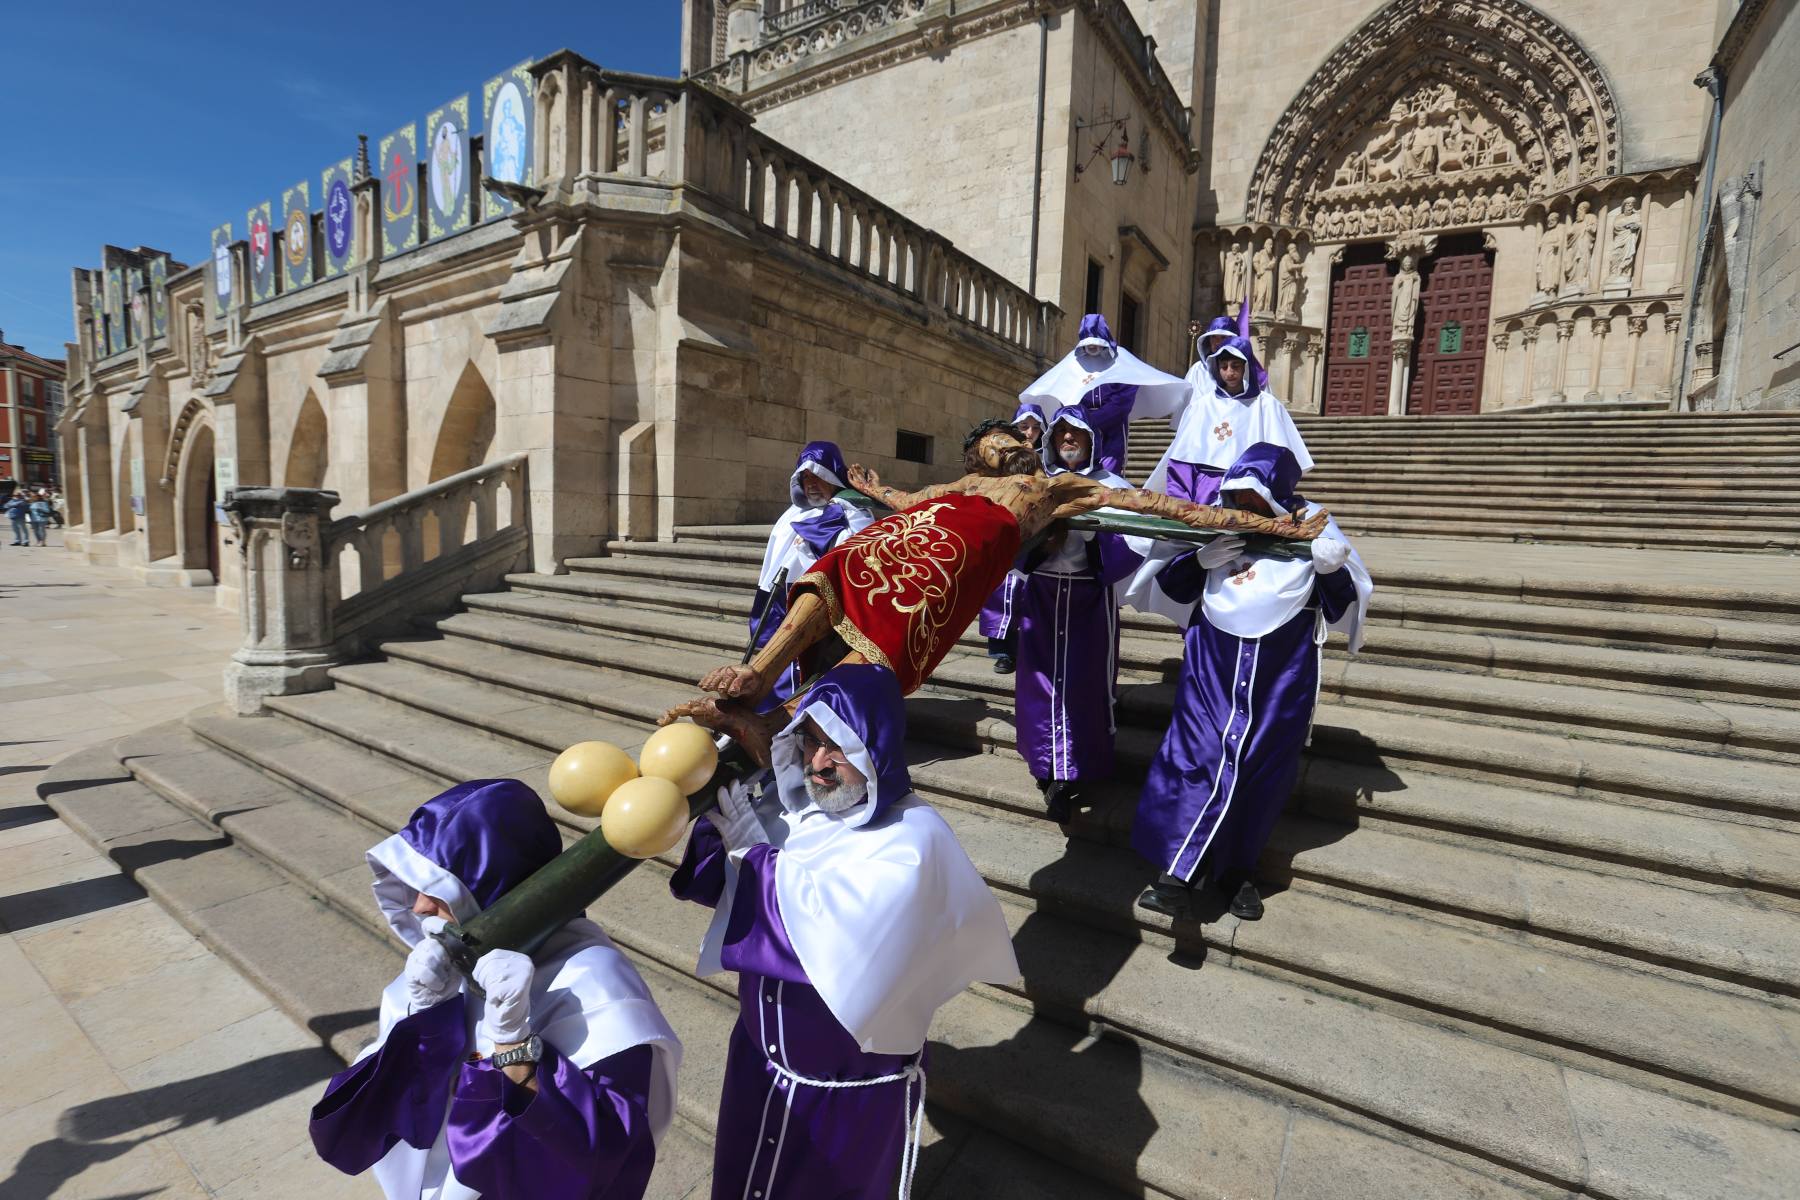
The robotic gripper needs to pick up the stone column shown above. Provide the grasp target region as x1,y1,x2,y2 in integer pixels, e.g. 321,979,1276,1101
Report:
1519,326,1541,404
1551,319,1575,402
1660,313,1682,401
1486,332,1509,406
1585,316,1609,401
1621,315,1648,398
221,487,342,715
1387,338,1413,416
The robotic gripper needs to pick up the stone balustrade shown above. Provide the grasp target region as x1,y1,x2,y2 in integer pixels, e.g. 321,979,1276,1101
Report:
221,455,529,714
554,60,1057,358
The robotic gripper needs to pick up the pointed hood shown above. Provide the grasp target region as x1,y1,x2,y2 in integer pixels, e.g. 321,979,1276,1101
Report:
367,779,563,947
789,440,849,507
1208,333,1271,397
1219,442,1305,518
1074,312,1117,355
770,663,912,829
1195,315,1236,359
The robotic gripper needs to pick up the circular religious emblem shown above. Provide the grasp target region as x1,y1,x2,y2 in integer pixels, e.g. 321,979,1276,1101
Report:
285,207,309,267
326,178,352,259
213,243,232,300
489,81,527,185
250,215,271,272
430,120,464,215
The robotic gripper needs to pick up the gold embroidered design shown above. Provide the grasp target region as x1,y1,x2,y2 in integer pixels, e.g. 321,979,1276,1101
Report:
839,502,969,679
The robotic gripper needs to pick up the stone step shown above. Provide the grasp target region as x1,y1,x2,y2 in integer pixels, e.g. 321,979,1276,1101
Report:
1308,515,1800,554
572,543,1800,629
33,739,396,1065
407,602,1800,861
495,575,1800,705
188,679,1800,1184
463,582,1800,780
43,732,1081,1200
513,565,1800,662
171,701,1595,1199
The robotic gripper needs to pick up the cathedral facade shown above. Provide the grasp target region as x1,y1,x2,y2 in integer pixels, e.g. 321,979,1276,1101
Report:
688,0,1797,414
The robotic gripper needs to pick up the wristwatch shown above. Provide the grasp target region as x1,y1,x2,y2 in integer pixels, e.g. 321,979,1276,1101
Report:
490,1035,542,1070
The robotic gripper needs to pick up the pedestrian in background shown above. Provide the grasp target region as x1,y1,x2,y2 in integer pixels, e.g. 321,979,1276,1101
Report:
4,491,29,546
28,493,53,545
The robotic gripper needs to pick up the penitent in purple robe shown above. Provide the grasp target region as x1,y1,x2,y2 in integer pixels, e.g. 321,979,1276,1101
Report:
309,779,681,1200
671,665,1017,1200
1125,447,1370,886
672,823,918,1199
752,442,874,711
1013,406,1142,783
1019,314,1189,479
312,994,659,1199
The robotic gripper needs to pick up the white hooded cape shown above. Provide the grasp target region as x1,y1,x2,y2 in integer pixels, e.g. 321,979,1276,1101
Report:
695,709,1019,1056
362,833,683,1200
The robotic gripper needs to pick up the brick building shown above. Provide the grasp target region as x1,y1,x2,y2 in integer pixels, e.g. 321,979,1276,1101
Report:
0,331,65,490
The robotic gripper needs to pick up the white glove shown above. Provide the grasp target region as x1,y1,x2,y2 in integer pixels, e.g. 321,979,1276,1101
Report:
715,775,770,851
1311,536,1351,575
404,934,458,1011
473,949,535,1046
1195,535,1245,570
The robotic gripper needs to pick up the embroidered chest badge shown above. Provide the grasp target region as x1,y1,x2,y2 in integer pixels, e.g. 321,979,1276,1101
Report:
1229,564,1257,586
1213,420,1233,441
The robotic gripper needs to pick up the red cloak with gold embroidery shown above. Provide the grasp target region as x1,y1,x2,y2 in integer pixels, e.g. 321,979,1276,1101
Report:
793,493,1021,694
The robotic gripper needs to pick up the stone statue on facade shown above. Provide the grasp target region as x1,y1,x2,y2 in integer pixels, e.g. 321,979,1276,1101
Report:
1251,240,1276,316
1278,242,1306,320
1605,196,1642,285
1223,241,1247,312
1534,211,1563,299
1400,112,1440,178
1392,253,1421,343
1563,200,1598,291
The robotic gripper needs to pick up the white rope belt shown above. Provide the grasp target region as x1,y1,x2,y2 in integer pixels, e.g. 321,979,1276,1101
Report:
765,1057,926,1200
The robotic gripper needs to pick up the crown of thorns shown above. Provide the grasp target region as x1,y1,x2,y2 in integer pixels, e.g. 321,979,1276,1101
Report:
963,419,1025,453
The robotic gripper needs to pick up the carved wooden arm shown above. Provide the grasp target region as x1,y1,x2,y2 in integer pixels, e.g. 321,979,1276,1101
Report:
846,465,963,513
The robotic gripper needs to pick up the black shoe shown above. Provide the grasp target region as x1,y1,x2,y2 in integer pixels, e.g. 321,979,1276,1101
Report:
1228,879,1265,921
1136,873,1191,919
992,654,1015,674
1043,779,1076,824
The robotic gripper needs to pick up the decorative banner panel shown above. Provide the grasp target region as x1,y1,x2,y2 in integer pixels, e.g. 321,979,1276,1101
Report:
481,61,534,220
149,254,169,339
321,157,356,278
379,123,420,258
127,267,147,344
247,200,276,302
281,180,314,291
426,95,472,241
103,267,123,354
210,223,234,320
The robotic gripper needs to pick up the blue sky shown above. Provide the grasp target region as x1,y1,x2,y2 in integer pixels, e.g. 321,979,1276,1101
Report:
0,3,682,358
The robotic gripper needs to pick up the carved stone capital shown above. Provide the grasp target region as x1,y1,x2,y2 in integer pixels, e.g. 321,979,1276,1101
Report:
1626,315,1649,336
1554,319,1576,340
1589,317,1610,338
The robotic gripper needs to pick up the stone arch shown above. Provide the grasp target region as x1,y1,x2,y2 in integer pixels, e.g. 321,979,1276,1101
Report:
174,419,219,579
283,390,330,490
1247,0,1620,238
427,361,498,483
161,397,209,490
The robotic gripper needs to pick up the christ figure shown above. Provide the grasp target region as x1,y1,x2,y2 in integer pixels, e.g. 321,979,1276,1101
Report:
662,419,1328,762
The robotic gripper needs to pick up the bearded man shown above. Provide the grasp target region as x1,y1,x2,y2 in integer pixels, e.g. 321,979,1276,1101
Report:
670,664,1017,1199
663,419,1328,763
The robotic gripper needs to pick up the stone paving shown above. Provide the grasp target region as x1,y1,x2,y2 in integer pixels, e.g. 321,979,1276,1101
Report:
0,534,377,1199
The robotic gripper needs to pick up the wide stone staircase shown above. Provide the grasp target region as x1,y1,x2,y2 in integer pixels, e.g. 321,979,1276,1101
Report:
41,413,1800,1197
1127,409,1800,552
